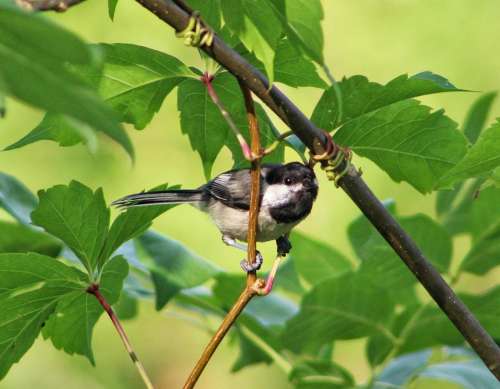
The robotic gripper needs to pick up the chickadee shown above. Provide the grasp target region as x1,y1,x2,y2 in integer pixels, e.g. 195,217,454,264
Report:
113,162,318,272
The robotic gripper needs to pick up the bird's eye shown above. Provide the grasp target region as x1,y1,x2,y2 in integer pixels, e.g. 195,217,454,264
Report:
285,177,293,185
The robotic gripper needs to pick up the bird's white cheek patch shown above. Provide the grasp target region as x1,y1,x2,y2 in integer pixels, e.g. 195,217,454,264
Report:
262,184,301,206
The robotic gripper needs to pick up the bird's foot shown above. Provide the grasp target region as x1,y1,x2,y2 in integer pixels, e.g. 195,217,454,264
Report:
276,236,292,256
240,251,263,273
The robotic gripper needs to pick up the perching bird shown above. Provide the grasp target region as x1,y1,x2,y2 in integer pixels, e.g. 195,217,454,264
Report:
113,162,318,272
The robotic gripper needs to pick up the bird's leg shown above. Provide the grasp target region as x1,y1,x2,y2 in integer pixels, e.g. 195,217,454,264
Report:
222,235,263,272
254,254,285,296
255,234,291,296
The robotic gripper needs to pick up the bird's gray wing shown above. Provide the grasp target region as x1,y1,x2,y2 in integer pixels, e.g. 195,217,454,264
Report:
206,169,252,210
205,168,261,210
205,166,277,210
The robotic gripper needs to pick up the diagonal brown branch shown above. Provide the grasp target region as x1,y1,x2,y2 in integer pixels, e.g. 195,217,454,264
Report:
183,80,264,389
132,0,500,378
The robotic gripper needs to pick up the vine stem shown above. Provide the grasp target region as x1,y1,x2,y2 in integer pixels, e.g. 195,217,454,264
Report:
183,78,265,389
87,284,154,389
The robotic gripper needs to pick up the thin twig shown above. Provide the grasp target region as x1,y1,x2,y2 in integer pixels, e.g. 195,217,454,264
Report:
239,81,262,286
87,284,154,389
183,79,264,389
134,0,500,378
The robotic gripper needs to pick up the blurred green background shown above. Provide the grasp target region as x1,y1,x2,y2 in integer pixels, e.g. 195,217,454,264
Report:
1,1,499,388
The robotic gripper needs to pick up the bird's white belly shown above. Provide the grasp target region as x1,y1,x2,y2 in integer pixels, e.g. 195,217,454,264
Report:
206,202,298,242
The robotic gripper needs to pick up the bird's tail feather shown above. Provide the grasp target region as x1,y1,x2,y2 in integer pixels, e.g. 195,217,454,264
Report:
112,189,204,208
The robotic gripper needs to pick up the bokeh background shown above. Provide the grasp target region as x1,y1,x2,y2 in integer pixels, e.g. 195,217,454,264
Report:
1,1,499,388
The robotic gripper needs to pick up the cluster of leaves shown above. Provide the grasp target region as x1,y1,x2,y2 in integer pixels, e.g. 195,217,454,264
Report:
3,1,500,192
2,122,500,387
0,85,500,388
1,0,500,387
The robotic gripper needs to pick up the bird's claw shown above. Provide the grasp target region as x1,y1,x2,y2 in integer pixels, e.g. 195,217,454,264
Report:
276,236,292,256
240,251,263,273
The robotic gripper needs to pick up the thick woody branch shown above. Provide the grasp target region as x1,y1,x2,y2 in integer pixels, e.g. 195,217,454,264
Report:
134,0,500,378
183,81,264,388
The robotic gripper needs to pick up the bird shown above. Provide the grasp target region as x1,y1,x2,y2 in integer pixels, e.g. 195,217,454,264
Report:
112,162,318,272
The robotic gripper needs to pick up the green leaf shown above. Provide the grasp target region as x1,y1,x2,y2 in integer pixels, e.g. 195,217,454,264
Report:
177,75,228,178
395,288,500,355
222,34,326,89
31,181,110,274
311,73,461,130
440,179,482,236
231,329,272,372
289,231,352,286
0,221,61,257
42,256,128,363
137,231,221,309
285,0,324,64
177,71,283,178
221,0,282,81
108,0,119,20
269,0,324,65
95,43,195,130
435,183,464,217
468,186,500,239
461,287,500,339
10,43,195,153
396,306,462,355
283,271,395,352
100,183,178,264
0,6,133,159
0,172,37,224
334,99,467,193
460,221,500,275
439,119,500,187
273,258,305,295
376,348,499,389
349,212,452,300
5,114,97,153
376,349,432,387
366,306,419,367
463,92,497,144
274,37,327,89
417,357,500,389
289,359,354,389
114,290,138,320
0,252,88,378
189,0,221,31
